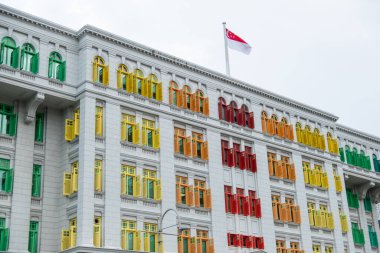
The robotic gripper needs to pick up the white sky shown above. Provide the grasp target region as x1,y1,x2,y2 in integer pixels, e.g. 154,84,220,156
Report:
2,0,380,136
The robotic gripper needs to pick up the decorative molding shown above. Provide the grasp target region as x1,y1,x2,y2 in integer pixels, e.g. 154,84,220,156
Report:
24,92,45,124
337,124,380,145
369,187,380,204
355,181,375,200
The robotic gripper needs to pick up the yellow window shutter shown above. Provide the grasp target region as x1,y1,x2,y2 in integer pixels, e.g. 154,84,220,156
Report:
142,78,148,97
133,75,138,93
157,82,163,101
147,79,152,98
117,70,122,89
155,233,159,252
133,123,140,144
121,172,126,194
95,107,103,137
133,175,141,197
70,222,77,247
103,65,109,85
135,231,141,251
93,217,102,247
308,208,314,226
143,178,147,198
121,121,127,141
155,179,162,200
65,119,74,141
71,162,78,193
142,126,147,146
63,172,72,196
126,73,133,93
74,111,80,136
121,229,126,249
322,173,329,189
201,141,208,160
92,61,97,82
303,167,309,184
144,232,149,251
153,129,160,149
95,160,102,192
61,229,70,251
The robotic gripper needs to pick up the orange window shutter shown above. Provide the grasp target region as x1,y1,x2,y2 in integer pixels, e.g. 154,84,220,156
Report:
194,189,200,208
278,122,285,138
195,96,200,113
201,141,208,160
192,140,197,159
174,135,180,154
205,189,212,209
178,237,183,253
190,93,196,111
204,97,209,116
289,164,296,181
190,237,196,253
208,239,214,253
176,184,181,204
272,202,279,220
196,238,202,253
169,88,174,105
261,116,267,133
184,137,192,156
187,186,194,206
268,158,274,176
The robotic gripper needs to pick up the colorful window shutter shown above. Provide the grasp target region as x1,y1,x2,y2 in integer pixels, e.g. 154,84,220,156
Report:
94,160,102,192
32,164,41,197
65,119,74,141
95,107,103,137
28,221,38,253
34,113,44,142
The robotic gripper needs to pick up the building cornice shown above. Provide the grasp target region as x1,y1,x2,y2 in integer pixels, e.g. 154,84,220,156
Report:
0,3,339,123
337,124,380,145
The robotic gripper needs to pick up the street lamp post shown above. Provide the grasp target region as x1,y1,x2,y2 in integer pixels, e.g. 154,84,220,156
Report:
158,208,181,253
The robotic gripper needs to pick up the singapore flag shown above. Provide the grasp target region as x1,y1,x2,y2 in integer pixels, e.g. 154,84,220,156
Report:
225,28,252,55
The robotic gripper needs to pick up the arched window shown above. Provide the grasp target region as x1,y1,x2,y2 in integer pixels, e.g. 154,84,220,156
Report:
134,69,144,95
183,85,192,110
327,132,333,138
271,114,278,134
296,122,301,129
48,52,65,81
230,101,238,124
149,74,160,100
241,105,249,127
117,64,129,90
373,154,380,172
21,43,38,73
169,81,179,106
196,90,204,113
0,37,18,68
314,128,320,134
218,97,227,120
281,117,288,124
92,56,108,85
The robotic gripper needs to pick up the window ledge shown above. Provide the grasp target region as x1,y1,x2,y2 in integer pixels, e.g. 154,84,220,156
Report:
121,194,161,203
305,184,328,191
67,192,78,199
174,153,207,163
269,175,295,183
121,141,160,152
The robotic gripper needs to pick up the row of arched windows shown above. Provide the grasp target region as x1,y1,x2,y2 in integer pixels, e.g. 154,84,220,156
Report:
92,56,163,101
169,82,209,115
295,123,326,150
218,98,254,129
0,36,66,81
261,111,294,140
341,145,372,170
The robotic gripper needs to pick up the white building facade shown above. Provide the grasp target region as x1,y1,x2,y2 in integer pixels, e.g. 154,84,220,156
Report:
0,3,379,253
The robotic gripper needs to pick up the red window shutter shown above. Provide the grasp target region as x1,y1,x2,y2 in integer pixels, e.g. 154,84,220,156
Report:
226,105,232,122
231,194,238,214
235,234,241,247
256,237,264,249
224,193,229,212
248,112,254,129
243,196,250,216
251,236,256,248
227,233,231,246
239,151,246,170
246,236,252,248
218,100,223,120
254,198,262,218
251,154,257,172
228,148,235,167
238,108,243,126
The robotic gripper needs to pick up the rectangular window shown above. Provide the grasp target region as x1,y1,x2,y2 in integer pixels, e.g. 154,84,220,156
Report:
0,158,13,193
122,220,139,250
95,107,103,137
143,169,160,200
143,119,158,148
121,114,139,144
144,223,158,252
0,103,17,136
34,113,44,142
194,179,206,208
94,160,102,192
174,128,186,155
176,176,188,205
31,164,41,197
0,217,9,251
93,216,102,247
312,244,321,253
28,221,38,253
121,165,139,196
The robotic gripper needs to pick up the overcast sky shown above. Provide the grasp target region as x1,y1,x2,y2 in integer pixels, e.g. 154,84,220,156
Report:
2,0,380,136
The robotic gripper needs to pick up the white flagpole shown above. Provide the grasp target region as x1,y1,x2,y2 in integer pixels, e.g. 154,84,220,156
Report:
222,22,230,76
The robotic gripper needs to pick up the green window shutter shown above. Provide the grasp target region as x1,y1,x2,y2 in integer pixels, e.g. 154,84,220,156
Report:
34,113,44,142
48,58,53,78
339,148,345,162
31,53,39,74
32,165,41,197
8,113,17,136
58,61,66,82
0,42,4,64
20,47,25,70
5,168,13,193
11,46,19,69
28,221,38,253
0,227,9,251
